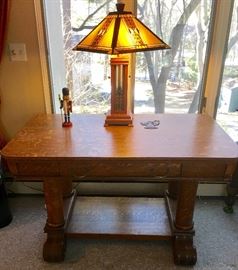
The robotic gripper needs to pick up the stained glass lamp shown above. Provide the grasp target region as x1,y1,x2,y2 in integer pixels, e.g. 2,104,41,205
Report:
73,2,170,126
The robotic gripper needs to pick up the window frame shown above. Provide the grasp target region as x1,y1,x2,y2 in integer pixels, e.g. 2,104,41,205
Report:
35,0,235,117
201,0,235,118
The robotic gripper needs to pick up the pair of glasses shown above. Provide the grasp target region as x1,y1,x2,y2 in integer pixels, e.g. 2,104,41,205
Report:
140,120,160,129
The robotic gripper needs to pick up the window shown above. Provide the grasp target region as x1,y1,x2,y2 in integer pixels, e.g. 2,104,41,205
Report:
135,0,213,113
63,0,117,113
216,0,238,142
43,0,213,115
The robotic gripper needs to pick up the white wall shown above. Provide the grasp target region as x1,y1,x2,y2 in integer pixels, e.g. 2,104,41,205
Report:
0,0,46,140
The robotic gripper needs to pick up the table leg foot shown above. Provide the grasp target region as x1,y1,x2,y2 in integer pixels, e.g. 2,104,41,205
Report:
43,228,65,262
173,235,197,265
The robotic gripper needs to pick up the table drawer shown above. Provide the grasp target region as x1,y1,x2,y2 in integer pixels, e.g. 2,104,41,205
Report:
60,160,181,179
7,160,60,177
8,159,235,183
181,160,236,181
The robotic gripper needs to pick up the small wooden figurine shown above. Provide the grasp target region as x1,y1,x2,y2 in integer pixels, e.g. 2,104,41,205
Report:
59,87,72,127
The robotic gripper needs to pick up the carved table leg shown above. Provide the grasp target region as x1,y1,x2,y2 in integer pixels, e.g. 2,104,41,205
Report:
62,178,73,198
173,180,198,265
168,180,179,199
43,178,65,262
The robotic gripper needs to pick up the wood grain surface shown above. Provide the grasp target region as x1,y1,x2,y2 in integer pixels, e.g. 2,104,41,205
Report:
2,114,237,159
2,113,237,265
66,196,172,239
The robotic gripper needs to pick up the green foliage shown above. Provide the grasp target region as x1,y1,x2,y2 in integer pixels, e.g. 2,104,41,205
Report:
223,66,238,78
180,57,198,83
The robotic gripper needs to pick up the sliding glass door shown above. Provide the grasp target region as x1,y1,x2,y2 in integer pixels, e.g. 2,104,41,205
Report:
216,0,238,142
134,0,213,113
43,0,213,115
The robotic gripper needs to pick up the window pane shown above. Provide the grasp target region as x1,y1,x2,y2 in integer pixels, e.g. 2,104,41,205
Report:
135,0,213,113
216,0,238,142
62,0,117,113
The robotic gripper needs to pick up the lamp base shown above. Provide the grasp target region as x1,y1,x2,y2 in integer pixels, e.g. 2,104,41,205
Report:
104,113,133,127
62,122,73,128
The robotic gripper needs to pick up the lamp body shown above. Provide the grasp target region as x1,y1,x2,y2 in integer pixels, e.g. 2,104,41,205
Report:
74,3,170,127
104,57,133,126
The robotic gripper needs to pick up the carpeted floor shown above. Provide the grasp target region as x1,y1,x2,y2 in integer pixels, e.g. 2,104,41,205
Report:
0,196,237,270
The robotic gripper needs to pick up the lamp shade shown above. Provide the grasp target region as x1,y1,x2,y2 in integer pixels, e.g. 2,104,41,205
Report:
73,3,170,55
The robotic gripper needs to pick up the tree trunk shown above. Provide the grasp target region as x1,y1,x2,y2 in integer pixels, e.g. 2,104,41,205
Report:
157,66,171,112
188,81,202,113
144,0,200,113
188,1,211,113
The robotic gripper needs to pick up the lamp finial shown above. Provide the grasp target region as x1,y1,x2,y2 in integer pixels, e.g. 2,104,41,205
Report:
116,2,125,13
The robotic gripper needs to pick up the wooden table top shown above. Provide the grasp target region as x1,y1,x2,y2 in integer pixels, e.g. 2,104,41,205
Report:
1,114,238,160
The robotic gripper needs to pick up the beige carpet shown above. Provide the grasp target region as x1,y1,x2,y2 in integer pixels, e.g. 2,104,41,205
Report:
0,196,237,270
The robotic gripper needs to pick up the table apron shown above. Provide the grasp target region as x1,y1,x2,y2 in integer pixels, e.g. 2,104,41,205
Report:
6,159,236,183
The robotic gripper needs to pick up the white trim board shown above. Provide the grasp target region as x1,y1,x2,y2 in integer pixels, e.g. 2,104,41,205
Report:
6,182,227,197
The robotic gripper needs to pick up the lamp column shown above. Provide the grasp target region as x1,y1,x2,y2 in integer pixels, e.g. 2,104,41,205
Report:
104,56,133,126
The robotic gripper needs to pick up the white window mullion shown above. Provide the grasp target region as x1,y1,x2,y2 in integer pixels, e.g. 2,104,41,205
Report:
42,0,66,113
202,0,234,118
33,0,53,114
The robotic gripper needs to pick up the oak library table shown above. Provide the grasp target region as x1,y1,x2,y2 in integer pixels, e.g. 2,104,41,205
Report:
2,114,238,265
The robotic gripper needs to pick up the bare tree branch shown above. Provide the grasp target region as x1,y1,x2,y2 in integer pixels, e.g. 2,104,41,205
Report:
72,0,111,32
227,6,238,54
227,32,238,53
167,0,200,61
144,0,200,112
137,0,149,20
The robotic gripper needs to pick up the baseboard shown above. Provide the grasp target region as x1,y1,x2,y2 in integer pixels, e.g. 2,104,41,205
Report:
197,183,227,196
5,182,227,197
